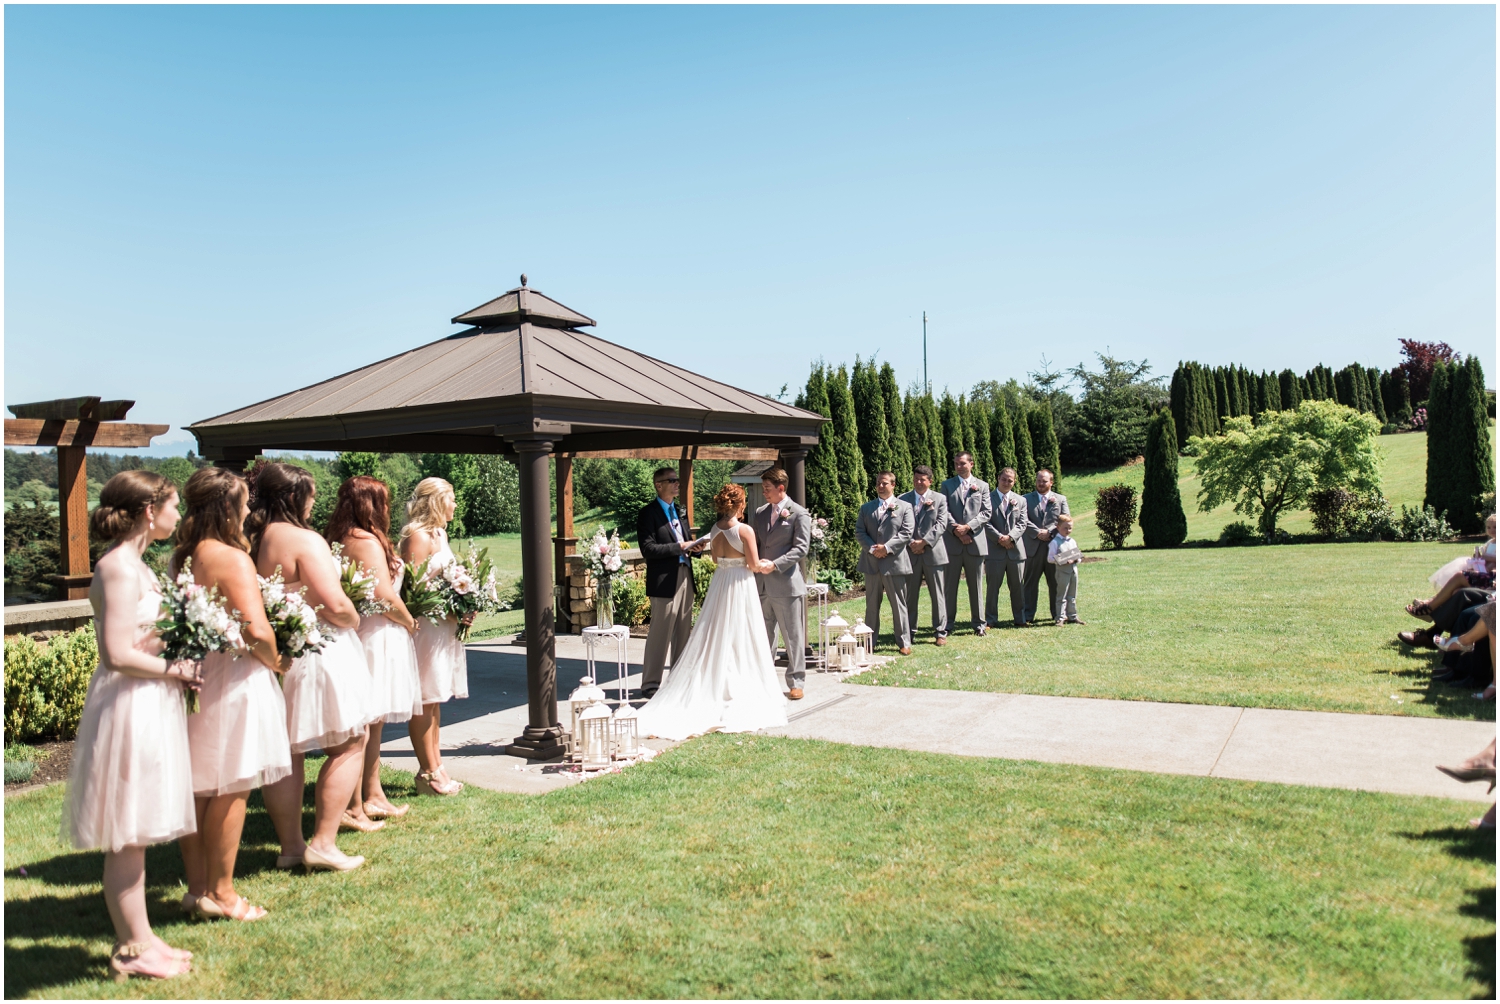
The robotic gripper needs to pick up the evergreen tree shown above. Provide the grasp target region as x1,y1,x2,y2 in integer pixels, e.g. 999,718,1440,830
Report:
1140,410,1188,548
1214,368,1231,425
967,399,994,483
827,365,867,571
1423,361,1453,520
923,395,947,477
1198,365,1220,433
1381,368,1412,422
880,364,913,490
1444,356,1495,534
799,365,844,543
903,393,928,472
1013,400,1036,486
1364,366,1386,423
991,397,1016,474
1263,370,1282,412
850,359,891,495
1028,400,1061,485
1279,369,1300,410
1169,364,1188,446
939,392,963,470
1300,375,1313,402
1231,367,1247,417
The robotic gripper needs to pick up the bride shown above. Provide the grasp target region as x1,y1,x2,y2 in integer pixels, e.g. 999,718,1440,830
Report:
636,483,789,740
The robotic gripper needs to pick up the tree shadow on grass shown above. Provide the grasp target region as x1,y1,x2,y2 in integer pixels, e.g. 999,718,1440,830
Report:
1379,641,1494,721
1401,826,1495,999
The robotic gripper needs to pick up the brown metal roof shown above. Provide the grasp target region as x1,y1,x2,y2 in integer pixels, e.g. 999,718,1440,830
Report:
189,285,824,459
451,281,596,329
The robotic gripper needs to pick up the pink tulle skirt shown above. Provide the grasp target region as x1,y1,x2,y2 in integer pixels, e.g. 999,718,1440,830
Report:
188,651,293,797
356,614,422,724
284,626,374,753
413,616,467,705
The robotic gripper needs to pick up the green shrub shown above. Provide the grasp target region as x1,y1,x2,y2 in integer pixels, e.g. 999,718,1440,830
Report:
1307,488,1356,537
4,627,97,742
691,557,717,616
816,567,855,596
611,574,650,628
1395,504,1453,543
1094,484,1138,549
1219,522,1262,546
4,760,35,784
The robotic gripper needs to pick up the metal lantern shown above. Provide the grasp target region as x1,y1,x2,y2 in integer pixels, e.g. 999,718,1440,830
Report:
823,609,849,674
612,704,641,759
852,617,875,666
836,629,859,672
577,702,614,769
567,675,608,755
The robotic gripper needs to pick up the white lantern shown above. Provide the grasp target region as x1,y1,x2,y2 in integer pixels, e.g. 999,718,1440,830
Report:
836,629,859,671
852,618,875,666
578,702,614,769
567,675,608,756
612,704,640,759
823,610,849,673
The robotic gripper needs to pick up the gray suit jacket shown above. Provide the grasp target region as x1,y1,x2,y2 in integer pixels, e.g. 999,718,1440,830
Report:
1022,490,1070,545
985,489,1030,562
898,489,949,568
855,497,914,576
940,476,992,558
752,499,812,598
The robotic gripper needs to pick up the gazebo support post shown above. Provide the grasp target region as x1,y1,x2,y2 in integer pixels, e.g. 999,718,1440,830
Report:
57,446,90,600
679,455,695,531
508,437,566,760
553,455,575,632
780,447,809,508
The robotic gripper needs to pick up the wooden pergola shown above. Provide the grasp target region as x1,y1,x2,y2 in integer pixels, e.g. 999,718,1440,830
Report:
5,397,169,599
189,279,826,760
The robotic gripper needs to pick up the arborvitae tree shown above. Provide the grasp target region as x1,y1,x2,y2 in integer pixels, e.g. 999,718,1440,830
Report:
1423,361,1453,520
1028,400,1061,485
1170,364,1188,446
991,397,1016,474
1214,368,1231,425
1279,369,1300,410
1300,375,1313,402
880,364,913,491
922,395,947,476
1198,365,1220,433
939,392,963,470
1232,367,1248,417
1140,410,1188,548
850,359,891,495
1262,370,1282,412
826,365,867,571
1364,366,1387,423
1444,356,1495,534
1013,400,1036,486
967,399,994,483
1382,368,1412,423
903,393,930,473
957,394,977,460
799,365,843,539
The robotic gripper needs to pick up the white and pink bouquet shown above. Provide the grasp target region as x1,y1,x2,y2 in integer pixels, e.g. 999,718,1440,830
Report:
331,542,391,617
581,528,624,585
430,545,501,642
155,557,243,713
808,514,836,560
260,568,328,660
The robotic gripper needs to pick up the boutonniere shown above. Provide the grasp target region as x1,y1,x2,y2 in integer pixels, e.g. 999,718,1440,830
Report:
922,498,935,509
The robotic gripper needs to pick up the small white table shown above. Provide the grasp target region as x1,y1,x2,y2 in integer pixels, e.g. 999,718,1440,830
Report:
581,624,631,707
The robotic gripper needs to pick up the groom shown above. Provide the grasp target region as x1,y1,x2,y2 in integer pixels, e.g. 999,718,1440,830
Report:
751,467,813,700
636,467,706,698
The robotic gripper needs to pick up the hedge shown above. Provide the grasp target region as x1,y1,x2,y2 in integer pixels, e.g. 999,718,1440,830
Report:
5,627,97,742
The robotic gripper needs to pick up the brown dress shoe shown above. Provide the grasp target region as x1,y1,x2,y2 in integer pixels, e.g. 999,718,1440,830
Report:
1398,629,1437,649
934,636,947,646
787,688,804,700
899,647,912,656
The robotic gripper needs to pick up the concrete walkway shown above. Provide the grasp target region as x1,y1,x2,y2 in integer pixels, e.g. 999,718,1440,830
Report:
382,635,1497,803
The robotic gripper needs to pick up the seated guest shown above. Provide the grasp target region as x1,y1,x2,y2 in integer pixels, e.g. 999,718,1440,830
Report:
1407,514,1497,619
1434,598,1495,700
1399,583,1493,649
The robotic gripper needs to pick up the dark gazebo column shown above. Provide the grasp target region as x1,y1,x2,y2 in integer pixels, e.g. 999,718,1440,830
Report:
780,447,810,508
508,436,566,760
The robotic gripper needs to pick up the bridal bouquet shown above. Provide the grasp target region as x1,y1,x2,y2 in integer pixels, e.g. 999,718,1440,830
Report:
331,542,391,617
429,545,502,642
155,557,243,713
400,556,448,625
260,568,328,660
581,528,625,628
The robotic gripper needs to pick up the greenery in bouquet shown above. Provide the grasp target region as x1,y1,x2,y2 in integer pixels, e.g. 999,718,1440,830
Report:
807,513,836,560
259,568,328,660
330,542,391,617
155,557,243,712
400,556,448,624
429,545,502,642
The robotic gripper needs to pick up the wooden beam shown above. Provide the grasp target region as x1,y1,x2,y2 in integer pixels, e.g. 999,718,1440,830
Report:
553,455,575,628
5,420,168,448
560,446,780,461
57,446,90,600
680,458,695,530
8,397,136,421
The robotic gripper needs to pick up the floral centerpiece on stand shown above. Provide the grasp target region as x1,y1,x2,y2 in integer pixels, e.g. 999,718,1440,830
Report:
330,542,391,617
155,557,244,712
427,545,502,642
581,528,626,629
260,568,328,661
807,513,835,579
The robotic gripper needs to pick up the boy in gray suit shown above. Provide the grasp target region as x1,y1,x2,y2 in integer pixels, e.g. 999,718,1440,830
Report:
940,452,993,637
752,467,813,699
899,465,950,646
984,467,1030,627
856,471,915,655
1021,468,1070,625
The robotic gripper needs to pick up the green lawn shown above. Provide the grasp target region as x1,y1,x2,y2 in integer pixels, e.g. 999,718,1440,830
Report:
5,737,1492,999
842,540,1492,721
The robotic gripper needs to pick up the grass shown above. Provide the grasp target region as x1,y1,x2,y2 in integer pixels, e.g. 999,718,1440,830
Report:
840,540,1492,720
4,737,1492,999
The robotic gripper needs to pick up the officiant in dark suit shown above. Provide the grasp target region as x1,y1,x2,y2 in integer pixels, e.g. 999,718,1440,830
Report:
636,468,706,697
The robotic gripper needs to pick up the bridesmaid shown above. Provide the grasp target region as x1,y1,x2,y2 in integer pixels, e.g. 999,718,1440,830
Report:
326,476,422,827
64,471,197,980
400,477,472,796
246,463,371,871
176,467,294,922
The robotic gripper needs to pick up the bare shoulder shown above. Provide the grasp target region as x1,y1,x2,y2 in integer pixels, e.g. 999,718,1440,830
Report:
92,546,136,584
195,539,253,579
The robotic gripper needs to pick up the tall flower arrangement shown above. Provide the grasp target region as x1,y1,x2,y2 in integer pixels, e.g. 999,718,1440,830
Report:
155,557,243,712
581,528,625,628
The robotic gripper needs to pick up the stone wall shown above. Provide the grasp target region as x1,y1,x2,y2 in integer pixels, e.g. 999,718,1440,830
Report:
564,548,647,633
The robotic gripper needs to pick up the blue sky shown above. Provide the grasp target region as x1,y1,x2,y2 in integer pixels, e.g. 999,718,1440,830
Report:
6,5,1494,452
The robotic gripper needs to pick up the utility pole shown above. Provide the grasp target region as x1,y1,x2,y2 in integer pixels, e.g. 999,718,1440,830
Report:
922,311,929,396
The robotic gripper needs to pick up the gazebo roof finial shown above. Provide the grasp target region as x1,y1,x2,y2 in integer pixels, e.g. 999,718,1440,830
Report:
451,279,595,329
520,273,528,287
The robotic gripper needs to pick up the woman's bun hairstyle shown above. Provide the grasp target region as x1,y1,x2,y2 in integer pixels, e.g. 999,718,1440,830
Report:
89,470,175,543
713,482,746,516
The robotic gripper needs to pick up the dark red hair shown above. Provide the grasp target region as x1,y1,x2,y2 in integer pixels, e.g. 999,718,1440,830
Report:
325,476,399,576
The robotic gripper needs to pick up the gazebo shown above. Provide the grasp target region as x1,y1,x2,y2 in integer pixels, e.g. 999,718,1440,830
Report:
189,278,826,760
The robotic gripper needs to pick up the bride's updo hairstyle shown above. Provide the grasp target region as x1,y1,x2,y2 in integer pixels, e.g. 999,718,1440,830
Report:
401,477,455,541
244,462,316,559
325,476,400,576
90,470,175,543
713,483,746,517
172,467,250,572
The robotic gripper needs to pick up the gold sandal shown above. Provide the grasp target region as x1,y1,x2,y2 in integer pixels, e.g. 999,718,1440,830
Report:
339,811,386,834
109,942,190,982
194,894,267,922
415,770,463,796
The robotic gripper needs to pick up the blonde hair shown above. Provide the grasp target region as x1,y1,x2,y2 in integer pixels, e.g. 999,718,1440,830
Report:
1056,514,1074,528
402,477,455,540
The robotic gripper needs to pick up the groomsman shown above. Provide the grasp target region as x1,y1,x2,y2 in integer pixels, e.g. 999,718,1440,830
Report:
984,467,1030,627
1021,468,1070,625
636,467,706,697
856,471,915,655
752,467,813,700
899,465,950,646
940,452,993,637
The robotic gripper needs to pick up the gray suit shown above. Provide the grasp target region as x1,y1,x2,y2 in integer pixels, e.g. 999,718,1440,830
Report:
939,476,992,634
984,489,1030,626
753,499,812,689
856,496,914,649
899,489,950,639
1022,490,1070,623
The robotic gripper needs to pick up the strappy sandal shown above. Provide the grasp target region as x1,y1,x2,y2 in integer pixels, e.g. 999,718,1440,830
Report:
1405,600,1434,621
363,800,410,819
194,894,267,922
339,811,386,834
109,942,190,982
415,770,463,796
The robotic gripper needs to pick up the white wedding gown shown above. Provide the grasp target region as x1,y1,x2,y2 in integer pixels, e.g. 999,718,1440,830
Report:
635,522,789,740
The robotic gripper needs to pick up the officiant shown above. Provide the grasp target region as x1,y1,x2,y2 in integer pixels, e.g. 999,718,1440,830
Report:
637,468,706,698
